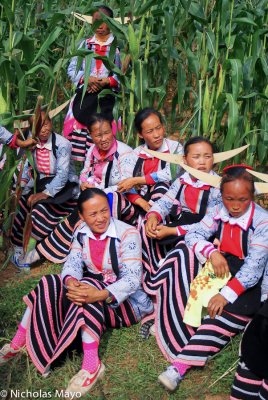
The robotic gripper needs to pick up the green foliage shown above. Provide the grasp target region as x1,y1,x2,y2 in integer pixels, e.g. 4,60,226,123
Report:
0,267,239,399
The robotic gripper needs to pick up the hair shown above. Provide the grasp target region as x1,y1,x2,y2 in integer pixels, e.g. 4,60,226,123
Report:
220,166,255,195
86,113,113,132
96,5,113,18
184,136,214,156
134,108,164,134
78,188,109,213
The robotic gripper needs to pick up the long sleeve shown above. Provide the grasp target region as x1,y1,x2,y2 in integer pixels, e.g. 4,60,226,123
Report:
107,228,142,305
0,125,13,145
185,209,219,264
148,178,182,221
61,235,84,282
43,140,72,197
221,221,268,303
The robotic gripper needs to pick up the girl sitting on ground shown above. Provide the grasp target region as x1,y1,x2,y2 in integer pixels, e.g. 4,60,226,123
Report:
157,165,268,392
142,137,221,295
0,188,153,397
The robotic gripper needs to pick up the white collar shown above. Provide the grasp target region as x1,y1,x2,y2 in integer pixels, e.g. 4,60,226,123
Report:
214,202,254,230
180,170,218,188
79,218,118,240
139,139,169,158
88,34,114,46
36,134,52,150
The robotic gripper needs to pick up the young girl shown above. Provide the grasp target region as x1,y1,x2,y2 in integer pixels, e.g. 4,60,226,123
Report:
64,5,121,162
17,113,132,267
142,137,221,294
157,166,268,392
112,107,183,224
0,189,153,396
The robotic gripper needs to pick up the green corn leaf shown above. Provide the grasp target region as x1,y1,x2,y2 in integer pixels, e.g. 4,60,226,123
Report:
202,76,210,134
232,17,258,27
1,0,14,24
177,62,186,107
205,29,216,58
224,93,239,150
225,59,242,100
81,52,94,105
135,0,159,16
188,2,207,24
128,24,139,61
32,27,63,64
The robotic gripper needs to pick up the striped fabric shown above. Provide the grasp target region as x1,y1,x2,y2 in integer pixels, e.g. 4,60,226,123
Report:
11,195,77,246
177,311,250,365
70,128,93,162
111,181,170,226
231,362,268,400
36,146,50,175
151,242,200,360
36,210,80,263
23,274,138,374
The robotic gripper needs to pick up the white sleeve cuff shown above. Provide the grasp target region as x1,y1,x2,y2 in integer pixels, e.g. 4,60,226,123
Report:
220,286,238,304
43,189,52,197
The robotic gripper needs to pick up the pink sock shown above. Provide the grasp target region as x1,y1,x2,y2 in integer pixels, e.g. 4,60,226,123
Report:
11,324,26,350
172,361,191,376
82,341,100,373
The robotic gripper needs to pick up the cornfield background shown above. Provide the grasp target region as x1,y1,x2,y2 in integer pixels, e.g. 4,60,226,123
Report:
0,1,267,398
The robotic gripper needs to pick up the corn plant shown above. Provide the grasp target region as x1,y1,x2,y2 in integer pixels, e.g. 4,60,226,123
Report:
0,0,267,235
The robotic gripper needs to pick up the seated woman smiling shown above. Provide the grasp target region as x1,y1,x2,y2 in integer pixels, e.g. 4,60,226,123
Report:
0,188,153,397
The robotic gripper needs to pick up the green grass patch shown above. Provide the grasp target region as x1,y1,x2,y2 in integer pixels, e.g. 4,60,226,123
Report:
0,266,239,399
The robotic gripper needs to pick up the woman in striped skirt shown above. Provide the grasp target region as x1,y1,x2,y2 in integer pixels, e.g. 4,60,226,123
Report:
142,137,221,296
157,166,268,392
11,111,79,269
0,188,153,396
112,107,183,225
17,113,132,267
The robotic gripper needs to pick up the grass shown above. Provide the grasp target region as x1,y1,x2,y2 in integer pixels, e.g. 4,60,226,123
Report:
0,264,239,400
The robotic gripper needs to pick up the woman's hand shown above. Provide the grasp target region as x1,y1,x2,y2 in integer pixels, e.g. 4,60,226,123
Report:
145,214,159,238
207,293,228,319
155,225,177,240
87,77,102,93
210,250,230,278
117,177,138,193
27,192,49,207
66,283,109,306
80,182,95,191
16,137,37,148
134,198,151,212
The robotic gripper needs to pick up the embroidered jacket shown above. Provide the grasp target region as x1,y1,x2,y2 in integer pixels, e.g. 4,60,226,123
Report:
120,138,183,200
61,218,153,318
185,202,268,304
0,125,17,147
79,140,132,193
147,171,221,233
21,132,78,197
68,34,121,88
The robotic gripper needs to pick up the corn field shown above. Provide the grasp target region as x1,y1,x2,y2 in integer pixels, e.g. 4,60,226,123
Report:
0,0,267,219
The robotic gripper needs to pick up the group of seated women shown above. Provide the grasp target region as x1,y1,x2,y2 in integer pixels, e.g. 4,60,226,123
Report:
0,105,268,399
